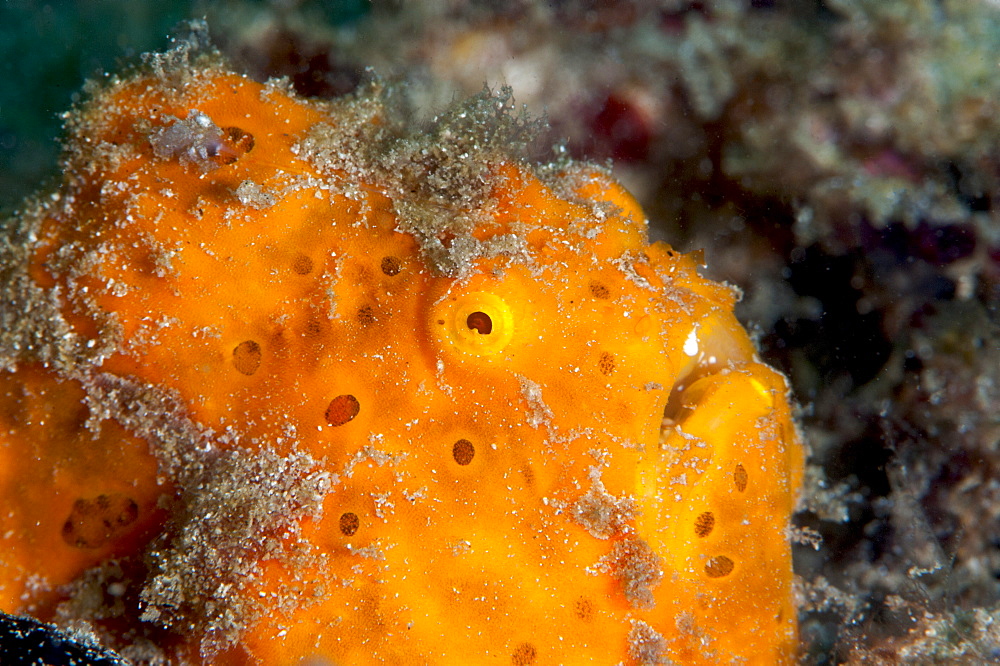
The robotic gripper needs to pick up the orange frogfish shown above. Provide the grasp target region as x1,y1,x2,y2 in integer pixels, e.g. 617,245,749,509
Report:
0,39,803,665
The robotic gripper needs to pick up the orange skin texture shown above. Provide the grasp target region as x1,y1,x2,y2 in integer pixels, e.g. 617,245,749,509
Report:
0,62,804,664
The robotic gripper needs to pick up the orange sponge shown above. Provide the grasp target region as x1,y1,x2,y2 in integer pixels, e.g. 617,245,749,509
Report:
0,45,803,665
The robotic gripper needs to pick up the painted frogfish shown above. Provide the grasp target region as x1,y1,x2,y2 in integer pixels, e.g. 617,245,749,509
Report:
0,39,803,665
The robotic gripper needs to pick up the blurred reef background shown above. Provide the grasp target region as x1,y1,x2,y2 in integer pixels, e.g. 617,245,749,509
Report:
2,0,1000,662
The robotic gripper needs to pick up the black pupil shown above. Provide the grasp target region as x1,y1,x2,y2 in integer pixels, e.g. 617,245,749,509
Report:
467,311,493,334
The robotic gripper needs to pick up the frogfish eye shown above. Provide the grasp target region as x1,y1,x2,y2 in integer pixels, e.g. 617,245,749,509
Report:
466,311,493,334
439,291,514,356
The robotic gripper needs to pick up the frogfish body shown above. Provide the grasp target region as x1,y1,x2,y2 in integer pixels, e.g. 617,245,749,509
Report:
0,44,803,665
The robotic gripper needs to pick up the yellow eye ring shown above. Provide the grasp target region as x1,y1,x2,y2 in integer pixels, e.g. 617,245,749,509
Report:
445,291,514,356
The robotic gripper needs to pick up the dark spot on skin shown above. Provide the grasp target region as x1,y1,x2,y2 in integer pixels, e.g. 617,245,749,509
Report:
325,395,360,426
734,464,748,492
339,512,360,536
61,494,139,549
232,340,262,376
574,597,594,622
380,256,402,276
511,642,537,665
694,511,715,537
705,555,735,578
598,351,616,376
452,439,475,466
589,281,611,299
303,319,323,337
357,305,376,325
292,254,314,275
521,466,535,486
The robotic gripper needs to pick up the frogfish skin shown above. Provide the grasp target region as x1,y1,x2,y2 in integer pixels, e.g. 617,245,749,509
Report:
0,40,804,665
